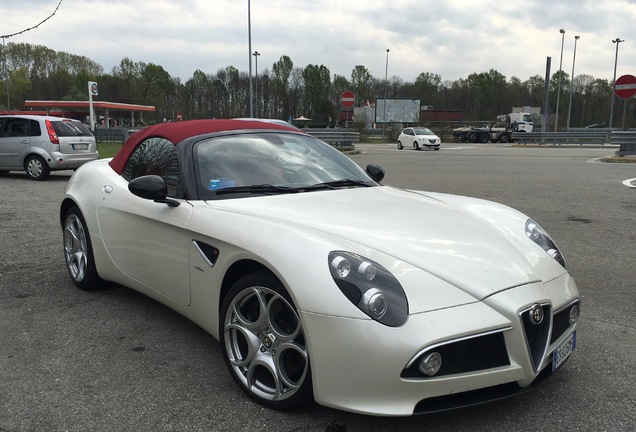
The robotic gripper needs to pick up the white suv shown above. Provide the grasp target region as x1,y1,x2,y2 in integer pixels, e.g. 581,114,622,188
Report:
0,115,98,180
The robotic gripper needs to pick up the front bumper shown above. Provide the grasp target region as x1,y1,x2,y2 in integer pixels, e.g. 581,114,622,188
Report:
301,273,579,416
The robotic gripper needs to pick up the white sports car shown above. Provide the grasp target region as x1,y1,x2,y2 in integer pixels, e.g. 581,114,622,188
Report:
60,119,580,416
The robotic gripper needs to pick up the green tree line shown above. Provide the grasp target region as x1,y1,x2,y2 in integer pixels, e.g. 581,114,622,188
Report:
1,42,634,129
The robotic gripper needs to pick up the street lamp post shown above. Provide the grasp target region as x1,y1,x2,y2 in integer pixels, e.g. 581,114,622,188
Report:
566,35,580,131
609,37,624,128
554,29,566,131
2,37,9,109
247,0,253,117
382,48,389,139
253,51,260,117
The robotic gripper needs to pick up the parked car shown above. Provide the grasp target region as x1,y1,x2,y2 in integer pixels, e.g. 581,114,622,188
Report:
0,114,98,180
60,119,580,416
398,127,441,150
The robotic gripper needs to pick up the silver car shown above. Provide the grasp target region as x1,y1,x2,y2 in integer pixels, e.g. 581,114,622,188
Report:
0,115,98,180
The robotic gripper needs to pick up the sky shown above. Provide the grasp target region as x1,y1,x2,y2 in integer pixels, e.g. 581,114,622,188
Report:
2,0,636,86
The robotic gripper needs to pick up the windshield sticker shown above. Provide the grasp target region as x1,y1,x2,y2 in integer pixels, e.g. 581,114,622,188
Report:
209,179,236,190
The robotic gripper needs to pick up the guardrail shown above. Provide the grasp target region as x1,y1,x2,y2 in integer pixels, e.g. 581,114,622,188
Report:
305,128,360,150
611,131,636,156
513,131,609,145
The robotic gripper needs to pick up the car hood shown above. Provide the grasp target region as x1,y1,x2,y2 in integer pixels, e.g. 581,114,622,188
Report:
207,186,541,300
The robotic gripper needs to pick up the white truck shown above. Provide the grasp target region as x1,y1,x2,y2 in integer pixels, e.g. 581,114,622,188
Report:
453,112,533,143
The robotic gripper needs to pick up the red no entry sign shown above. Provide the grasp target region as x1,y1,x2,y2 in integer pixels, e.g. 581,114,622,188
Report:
614,74,636,99
340,91,355,108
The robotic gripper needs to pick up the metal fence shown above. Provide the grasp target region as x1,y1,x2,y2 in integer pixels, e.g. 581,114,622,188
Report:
305,128,360,150
513,131,609,145
611,131,636,156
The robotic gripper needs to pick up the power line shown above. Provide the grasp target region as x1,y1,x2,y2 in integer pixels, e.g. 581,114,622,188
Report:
1,0,63,39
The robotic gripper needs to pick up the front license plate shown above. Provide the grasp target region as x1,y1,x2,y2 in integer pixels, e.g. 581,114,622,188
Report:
73,143,89,150
552,330,576,372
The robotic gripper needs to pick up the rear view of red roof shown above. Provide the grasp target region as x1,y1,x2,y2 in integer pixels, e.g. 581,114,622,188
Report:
108,119,298,174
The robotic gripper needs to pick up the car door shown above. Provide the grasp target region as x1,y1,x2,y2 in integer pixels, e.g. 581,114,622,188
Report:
0,117,31,169
97,137,193,306
404,128,415,147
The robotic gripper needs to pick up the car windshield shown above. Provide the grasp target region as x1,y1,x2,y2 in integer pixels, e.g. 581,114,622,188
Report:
194,132,377,199
413,128,434,135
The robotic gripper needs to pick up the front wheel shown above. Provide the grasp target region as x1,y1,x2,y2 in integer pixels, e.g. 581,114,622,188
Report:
413,141,420,150
63,206,103,290
498,133,510,143
221,271,313,410
25,155,50,180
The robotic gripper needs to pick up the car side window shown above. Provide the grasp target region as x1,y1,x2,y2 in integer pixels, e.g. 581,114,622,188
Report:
30,120,42,137
122,137,183,198
5,118,29,137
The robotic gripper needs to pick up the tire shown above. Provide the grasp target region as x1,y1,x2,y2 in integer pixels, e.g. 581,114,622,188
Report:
25,155,50,180
413,141,420,150
397,141,403,150
63,206,103,290
498,133,510,143
221,271,313,410
478,133,489,143
466,131,478,143
434,148,440,151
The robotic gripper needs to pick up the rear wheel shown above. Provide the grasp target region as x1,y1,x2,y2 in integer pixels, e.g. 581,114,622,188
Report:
478,133,489,143
397,141,403,150
63,206,103,290
25,155,50,180
221,271,313,410
466,131,478,143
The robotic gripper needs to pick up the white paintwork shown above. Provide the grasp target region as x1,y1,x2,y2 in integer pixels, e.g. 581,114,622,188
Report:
62,156,580,416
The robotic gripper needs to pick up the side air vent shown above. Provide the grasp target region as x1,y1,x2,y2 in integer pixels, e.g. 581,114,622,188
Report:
193,240,220,268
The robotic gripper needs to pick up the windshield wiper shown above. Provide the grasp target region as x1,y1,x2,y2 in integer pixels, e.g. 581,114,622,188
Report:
214,184,300,195
304,179,373,190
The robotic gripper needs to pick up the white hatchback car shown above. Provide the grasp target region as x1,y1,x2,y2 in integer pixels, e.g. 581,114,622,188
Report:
0,115,98,180
397,127,441,150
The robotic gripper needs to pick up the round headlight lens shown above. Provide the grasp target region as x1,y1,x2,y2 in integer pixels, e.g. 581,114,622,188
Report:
362,288,388,319
358,261,377,281
330,256,351,278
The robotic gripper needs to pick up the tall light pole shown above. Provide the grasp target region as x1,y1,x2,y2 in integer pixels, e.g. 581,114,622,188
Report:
609,37,624,128
554,28,566,131
566,35,580,131
253,51,260,117
247,0,253,117
2,37,9,109
382,48,389,139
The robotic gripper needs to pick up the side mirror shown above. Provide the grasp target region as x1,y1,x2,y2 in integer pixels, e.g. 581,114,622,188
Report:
365,163,385,183
128,175,180,207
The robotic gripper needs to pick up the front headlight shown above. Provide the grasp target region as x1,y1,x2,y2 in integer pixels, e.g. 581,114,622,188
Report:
328,251,408,327
525,219,568,269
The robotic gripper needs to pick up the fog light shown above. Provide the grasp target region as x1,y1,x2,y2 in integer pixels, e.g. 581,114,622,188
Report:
569,304,580,324
418,352,442,376
58,158,64,164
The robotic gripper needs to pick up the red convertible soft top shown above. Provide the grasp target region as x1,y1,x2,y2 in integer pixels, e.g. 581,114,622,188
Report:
108,119,299,174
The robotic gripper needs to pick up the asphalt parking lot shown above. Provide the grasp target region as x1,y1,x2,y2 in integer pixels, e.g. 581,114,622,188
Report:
1,143,635,431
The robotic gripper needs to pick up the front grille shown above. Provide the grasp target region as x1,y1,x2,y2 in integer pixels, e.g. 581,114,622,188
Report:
401,331,510,379
520,304,552,371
